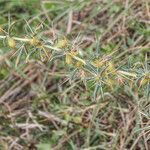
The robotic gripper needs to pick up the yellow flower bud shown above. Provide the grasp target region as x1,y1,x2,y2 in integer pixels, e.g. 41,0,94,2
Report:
95,75,100,81
92,59,105,68
140,74,150,86
75,61,84,68
7,38,16,48
66,53,73,64
107,62,115,72
140,78,148,86
29,37,40,46
55,37,68,49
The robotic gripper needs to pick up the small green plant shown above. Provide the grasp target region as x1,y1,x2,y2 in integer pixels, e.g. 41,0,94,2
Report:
0,1,149,149
0,24,149,100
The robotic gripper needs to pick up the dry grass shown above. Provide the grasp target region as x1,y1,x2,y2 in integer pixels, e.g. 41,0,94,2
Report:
0,0,149,150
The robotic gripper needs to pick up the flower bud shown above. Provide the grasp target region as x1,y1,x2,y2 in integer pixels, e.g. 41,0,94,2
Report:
7,38,16,48
55,37,68,49
66,54,73,64
75,61,84,68
29,37,40,46
140,78,148,86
